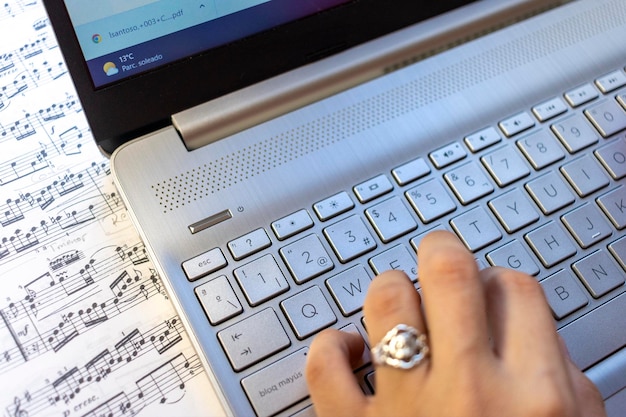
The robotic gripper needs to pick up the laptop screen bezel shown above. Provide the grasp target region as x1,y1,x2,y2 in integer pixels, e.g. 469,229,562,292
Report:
44,0,475,154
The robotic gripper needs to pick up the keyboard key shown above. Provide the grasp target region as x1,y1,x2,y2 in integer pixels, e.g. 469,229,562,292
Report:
585,99,626,137
559,292,626,369
313,191,354,221
326,265,372,316
195,275,243,325
182,247,228,281
354,174,393,203
560,155,610,197
391,157,430,185
405,179,457,223
280,234,334,284
444,161,494,205
369,244,417,281
366,197,417,243
228,228,272,260
561,203,613,249
525,221,577,268
597,186,626,230
488,188,540,233
517,130,565,170
595,69,626,94
324,215,377,263
572,250,625,298
499,111,535,137
280,286,336,339
464,126,502,152
234,255,289,306
486,240,539,276
618,92,626,109
272,209,314,240
525,171,576,215
564,83,599,107
532,97,568,122
481,146,530,187
241,348,308,417
218,308,290,371
429,142,467,169
594,138,626,180
551,114,599,153
608,236,626,270
449,206,502,252
541,269,588,320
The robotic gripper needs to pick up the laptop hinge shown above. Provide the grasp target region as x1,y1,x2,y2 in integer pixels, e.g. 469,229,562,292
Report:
173,0,570,151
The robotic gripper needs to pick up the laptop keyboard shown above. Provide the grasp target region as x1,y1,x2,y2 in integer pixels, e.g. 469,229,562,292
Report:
187,67,626,416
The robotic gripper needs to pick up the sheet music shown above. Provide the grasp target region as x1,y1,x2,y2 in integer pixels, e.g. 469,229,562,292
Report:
0,2,221,416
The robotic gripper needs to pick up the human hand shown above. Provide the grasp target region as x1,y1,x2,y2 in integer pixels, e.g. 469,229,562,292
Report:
306,231,606,417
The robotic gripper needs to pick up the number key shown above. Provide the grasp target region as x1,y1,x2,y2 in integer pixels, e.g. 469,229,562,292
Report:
279,234,334,284
365,196,417,242
234,255,289,306
551,114,599,153
405,179,456,223
585,99,626,138
444,161,494,205
324,215,377,263
481,146,530,187
517,130,565,170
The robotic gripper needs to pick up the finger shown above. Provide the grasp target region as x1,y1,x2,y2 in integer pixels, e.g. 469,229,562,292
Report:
567,363,607,417
417,231,490,363
559,337,607,417
364,269,425,348
363,269,427,395
482,267,563,367
306,329,366,417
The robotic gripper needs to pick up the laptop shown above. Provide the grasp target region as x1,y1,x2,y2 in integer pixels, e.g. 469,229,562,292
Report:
44,0,626,415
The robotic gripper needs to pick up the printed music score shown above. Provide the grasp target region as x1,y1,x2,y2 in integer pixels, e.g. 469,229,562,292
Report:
0,2,221,416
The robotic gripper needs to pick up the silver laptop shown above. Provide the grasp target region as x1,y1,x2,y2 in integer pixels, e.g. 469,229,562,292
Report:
44,0,626,415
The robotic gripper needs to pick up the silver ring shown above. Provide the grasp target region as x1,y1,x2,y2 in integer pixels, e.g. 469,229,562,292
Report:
371,324,429,370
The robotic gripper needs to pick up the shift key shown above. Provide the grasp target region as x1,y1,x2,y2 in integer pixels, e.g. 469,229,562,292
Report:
242,348,309,417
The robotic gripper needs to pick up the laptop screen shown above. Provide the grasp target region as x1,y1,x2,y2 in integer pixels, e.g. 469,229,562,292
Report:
64,0,351,88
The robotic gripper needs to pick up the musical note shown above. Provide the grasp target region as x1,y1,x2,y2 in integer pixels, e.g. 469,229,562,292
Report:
84,348,114,381
51,367,81,404
115,329,145,364
0,4,213,416
1,198,25,227
136,353,190,405
150,318,183,355
0,53,15,73
49,249,83,271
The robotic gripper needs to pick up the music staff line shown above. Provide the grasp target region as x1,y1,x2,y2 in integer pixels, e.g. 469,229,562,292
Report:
0,94,81,144
0,247,169,375
0,161,127,266
0,0,39,23
24,242,149,317
1,33,66,110
4,316,187,417
82,353,203,417
1,160,108,229
0,103,88,188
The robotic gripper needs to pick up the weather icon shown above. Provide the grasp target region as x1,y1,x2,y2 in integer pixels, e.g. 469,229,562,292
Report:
92,34,102,44
103,62,119,76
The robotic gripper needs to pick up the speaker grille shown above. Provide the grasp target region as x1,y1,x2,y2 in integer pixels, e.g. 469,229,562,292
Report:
152,1,625,212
